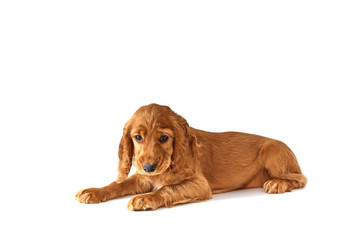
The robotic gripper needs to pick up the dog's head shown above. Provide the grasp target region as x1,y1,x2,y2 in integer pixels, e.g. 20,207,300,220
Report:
116,104,197,182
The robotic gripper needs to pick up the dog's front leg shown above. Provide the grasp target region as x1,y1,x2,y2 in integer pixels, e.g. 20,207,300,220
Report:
127,176,212,211
75,174,153,204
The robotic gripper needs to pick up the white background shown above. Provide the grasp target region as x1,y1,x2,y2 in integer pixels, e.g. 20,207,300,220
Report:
1,1,359,239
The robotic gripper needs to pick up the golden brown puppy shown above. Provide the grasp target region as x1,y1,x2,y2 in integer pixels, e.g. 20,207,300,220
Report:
76,104,307,211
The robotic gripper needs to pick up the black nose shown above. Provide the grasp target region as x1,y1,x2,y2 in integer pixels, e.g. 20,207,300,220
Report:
142,164,157,173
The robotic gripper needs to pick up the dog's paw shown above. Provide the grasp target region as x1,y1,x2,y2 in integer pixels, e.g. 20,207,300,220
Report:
75,188,107,204
264,179,293,194
127,194,161,211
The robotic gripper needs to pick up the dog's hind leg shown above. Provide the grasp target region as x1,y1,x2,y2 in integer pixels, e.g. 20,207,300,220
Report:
259,140,307,194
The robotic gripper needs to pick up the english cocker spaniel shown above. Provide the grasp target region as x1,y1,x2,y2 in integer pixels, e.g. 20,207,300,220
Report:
76,104,307,210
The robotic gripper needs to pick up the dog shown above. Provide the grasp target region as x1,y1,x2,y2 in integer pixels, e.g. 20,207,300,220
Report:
76,103,306,210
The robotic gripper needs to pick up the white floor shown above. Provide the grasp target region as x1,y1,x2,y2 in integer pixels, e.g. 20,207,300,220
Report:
2,171,357,240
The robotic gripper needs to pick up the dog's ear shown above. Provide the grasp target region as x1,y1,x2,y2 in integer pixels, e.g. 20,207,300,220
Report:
116,123,133,183
171,113,199,172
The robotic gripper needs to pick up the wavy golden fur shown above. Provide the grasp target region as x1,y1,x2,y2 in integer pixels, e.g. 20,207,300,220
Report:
76,104,307,210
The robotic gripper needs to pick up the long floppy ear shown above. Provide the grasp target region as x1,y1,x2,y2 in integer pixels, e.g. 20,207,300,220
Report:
171,113,199,173
116,124,133,183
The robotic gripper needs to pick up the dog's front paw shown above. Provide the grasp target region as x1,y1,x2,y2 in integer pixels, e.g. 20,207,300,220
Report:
75,188,107,204
127,194,161,211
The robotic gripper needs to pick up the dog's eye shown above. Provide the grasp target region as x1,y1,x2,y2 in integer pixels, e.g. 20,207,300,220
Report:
135,135,143,143
159,135,168,143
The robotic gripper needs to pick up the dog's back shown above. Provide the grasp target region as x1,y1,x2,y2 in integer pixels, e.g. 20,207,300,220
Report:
192,128,305,194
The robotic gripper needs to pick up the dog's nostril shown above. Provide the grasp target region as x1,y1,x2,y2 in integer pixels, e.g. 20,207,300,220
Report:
142,164,157,173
